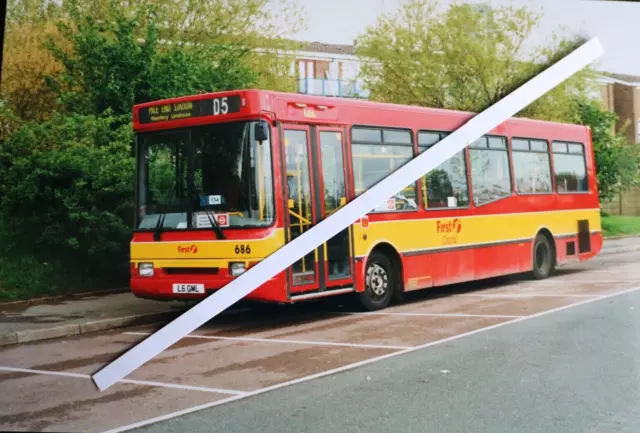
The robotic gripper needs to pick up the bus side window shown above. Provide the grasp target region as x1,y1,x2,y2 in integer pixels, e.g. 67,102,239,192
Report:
511,138,553,194
351,126,417,211
418,130,469,209
469,135,512,206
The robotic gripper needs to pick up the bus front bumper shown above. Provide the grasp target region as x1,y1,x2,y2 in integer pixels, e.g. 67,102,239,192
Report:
129,260,287,302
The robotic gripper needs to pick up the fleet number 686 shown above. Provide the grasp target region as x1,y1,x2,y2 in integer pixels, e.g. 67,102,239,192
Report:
235,244,251,254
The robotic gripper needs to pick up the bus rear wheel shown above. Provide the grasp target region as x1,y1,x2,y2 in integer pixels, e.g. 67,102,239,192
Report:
531,234,555,279
358,251,394,311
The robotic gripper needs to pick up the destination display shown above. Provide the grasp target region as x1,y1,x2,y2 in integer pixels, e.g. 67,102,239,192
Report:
138,95,242,124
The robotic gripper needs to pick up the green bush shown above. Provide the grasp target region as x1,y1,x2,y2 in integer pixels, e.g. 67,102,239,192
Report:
0,253,59,301
0,112,135,292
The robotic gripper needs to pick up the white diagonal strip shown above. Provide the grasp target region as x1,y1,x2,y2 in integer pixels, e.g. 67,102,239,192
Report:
123,331,413,350
91,37,604,392
0,366,245,395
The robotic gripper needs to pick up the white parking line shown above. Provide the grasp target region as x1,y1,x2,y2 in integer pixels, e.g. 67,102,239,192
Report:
103,285,640,433
336,312,524,319
530,279,636,284
123,332,414,350
118,379,248,395
457,293,596,298
0,366,90,379
0,366,247,395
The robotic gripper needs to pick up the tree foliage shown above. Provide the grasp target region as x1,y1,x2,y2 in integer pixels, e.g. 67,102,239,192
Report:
577,100,640,202
354,0,596,123
0,0,305,299
136,0,305,91
45,0,261,118
2,0,305,123
2,0,67,121
0,112,135,289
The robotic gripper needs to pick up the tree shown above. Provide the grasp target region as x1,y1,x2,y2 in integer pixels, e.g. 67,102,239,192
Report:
1,0,305,123
136,0,305,92
354,0,596,123
45,0,261,119
577,100,640,202
0,0,304,299
1,0,68,121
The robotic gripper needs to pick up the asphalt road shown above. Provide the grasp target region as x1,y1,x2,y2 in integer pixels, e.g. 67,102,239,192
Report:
134,286,640,433
1,241,639,433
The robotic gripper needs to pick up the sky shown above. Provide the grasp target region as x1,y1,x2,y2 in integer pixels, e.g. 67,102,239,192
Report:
290,0,640,76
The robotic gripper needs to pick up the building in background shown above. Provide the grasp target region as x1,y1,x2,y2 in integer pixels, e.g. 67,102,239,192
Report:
291,41,370,99
596,73,640,216
597,73,640,144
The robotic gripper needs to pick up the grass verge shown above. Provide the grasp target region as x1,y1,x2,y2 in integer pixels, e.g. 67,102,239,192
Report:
601,215,640,238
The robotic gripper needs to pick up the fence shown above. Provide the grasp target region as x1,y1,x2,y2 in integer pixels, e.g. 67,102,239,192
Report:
601,186,640,216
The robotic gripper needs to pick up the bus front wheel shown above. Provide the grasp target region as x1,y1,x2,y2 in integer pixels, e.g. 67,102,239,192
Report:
358,251,395,311
531,234,555,279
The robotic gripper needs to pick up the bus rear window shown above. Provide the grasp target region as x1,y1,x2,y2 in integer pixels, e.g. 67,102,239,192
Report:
552,141,588,193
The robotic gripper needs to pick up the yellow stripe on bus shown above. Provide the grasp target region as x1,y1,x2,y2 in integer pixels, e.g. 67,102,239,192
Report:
352,208,601,257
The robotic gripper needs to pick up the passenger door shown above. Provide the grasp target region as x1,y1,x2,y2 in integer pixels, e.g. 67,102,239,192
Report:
281,125,354,295
312,127,354,288
282,126,319,293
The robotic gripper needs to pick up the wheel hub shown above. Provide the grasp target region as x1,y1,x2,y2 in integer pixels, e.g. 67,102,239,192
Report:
367,263,388,296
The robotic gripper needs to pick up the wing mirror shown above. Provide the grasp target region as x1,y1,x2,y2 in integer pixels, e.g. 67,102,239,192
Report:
254,121,269,143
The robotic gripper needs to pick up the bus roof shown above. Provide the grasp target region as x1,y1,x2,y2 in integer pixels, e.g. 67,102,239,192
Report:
132,88,590,136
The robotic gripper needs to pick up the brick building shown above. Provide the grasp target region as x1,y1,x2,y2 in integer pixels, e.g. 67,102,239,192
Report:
596,73,640,216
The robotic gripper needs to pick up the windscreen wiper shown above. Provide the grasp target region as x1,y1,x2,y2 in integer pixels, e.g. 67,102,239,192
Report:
153,213,166,241
201,204,226,240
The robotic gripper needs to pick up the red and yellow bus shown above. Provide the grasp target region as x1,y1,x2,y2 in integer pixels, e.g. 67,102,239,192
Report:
130,89,602,311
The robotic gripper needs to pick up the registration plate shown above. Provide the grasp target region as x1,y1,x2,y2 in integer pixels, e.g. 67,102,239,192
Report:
172,283,205,294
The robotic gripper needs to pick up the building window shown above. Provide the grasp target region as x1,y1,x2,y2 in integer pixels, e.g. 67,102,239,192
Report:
552,141,588,193
469,135,512,206
417,131,469,209
511,138,553,194
351,126,417,212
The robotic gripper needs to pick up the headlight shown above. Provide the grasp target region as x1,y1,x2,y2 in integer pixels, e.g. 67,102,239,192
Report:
229,262,246,277
138,263,154,277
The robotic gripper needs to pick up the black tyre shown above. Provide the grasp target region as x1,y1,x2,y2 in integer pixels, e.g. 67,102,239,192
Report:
531,234,555,279
357,251,395,311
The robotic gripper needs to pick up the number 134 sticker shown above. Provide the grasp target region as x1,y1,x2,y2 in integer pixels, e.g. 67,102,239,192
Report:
208,195,222,205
